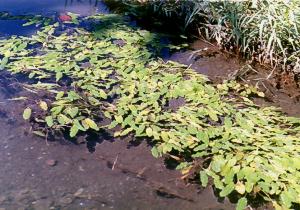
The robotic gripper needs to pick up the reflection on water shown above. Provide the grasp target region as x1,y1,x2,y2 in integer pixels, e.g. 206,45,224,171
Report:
0,0,108,16
0,20,37,37
0,0,108,37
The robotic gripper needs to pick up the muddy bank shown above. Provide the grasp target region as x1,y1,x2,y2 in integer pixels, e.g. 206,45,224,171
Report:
167,39,300,117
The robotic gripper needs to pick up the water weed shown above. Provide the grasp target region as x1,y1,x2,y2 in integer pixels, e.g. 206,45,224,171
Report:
0,13,300,209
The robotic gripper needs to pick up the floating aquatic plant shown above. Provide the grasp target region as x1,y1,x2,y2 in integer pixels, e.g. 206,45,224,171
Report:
0,14,300,209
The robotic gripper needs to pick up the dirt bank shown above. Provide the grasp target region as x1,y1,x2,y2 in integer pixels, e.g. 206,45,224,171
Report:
168,39,300,118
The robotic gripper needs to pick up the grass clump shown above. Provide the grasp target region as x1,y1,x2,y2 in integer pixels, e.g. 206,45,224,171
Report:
1,14,300,209
106,0,300,75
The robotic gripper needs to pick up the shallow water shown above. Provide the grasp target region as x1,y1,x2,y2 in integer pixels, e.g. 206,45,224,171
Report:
0,80,234,209
0,0,109,37
0,20,37,36
0,1,235,210
0,0,109,16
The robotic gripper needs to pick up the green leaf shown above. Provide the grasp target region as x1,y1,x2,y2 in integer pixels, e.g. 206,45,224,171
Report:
70,124,79,137
115,115,123,123
0,57,8,70
84,118,99,131
220,182,235,197
161,131,169,141
99,89,107,99
200,171,208,187
211,158,224,173
45,116,54,127
56,92,64,100
136,124,145,136
57,114,71,125
208,109,218,122
51,106,64,116
32,130,46,137
235,182,246,195
151,147,159,158
120,127,134,136
73,119,86,131
280,190,292,208
56,72,63,82
236,197,247,210
23,108,32,120
17,42,27,51
146,127,153,137
39,101,48,111
66,107,79,118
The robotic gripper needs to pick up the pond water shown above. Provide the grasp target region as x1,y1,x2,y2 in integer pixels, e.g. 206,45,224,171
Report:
0,1,235,210
0,0,108,37
0,0,109,16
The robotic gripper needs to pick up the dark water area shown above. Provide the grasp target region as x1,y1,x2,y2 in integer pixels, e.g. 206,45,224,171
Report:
0,0,109,36
0,0,109,16
0,20,37,36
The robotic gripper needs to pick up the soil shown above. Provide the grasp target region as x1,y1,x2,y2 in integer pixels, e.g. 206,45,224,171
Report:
167,39,300,117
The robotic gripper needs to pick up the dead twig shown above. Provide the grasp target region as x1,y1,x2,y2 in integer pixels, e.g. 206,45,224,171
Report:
111,154,118,170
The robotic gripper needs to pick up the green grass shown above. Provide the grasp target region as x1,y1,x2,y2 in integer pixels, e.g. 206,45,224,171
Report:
1,13,300,209
107,0,300,75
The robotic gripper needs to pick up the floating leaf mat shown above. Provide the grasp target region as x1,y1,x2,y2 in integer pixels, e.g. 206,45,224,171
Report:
0,14,300,209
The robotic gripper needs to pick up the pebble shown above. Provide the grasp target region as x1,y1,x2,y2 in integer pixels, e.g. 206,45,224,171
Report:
0,195,6,204
7,135,15,140
15,189,30,202
46,159,57,167
32,199,52,209
59,194,73,205
74,188,84,197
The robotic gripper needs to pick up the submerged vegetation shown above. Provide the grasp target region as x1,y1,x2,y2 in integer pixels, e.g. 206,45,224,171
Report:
106,0,300,77
1,12,300,210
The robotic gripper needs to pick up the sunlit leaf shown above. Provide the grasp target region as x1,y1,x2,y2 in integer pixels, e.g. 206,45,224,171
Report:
23,107,32,120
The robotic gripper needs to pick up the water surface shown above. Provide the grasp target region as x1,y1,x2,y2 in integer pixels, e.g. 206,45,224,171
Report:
0,0,109,16
0,1,235,209
0,0,108,36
